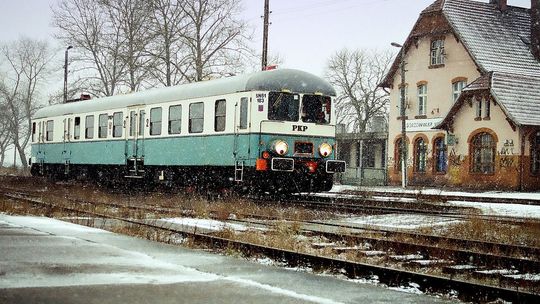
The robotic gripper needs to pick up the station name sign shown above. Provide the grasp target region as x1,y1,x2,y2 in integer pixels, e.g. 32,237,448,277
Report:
405,118,443,132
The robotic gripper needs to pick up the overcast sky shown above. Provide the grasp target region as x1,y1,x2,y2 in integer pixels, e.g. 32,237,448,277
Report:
0,0,532,77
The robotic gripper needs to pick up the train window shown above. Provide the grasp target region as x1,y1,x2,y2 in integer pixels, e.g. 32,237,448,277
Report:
168,105,182,134
74,117,81,140
189,102,204,133
268,92,299,122
32,122,36,142
46,120,54,141
150,107,162,136
139,110,145,136
214,99,226,132
301,95,331,124
240,97,248,129
129,111,136,136
113,112,123,138
85,115,94,139
98,114,108,138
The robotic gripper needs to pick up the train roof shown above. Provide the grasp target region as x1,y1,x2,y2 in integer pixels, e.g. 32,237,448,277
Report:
34,69,336,119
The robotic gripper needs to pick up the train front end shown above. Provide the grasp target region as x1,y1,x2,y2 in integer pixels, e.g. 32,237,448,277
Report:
249,89,346,192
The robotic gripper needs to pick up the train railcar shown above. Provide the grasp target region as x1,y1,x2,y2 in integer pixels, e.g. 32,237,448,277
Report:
30,69,345,192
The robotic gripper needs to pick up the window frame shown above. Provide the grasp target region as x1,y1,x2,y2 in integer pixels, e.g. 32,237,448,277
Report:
46,120,54,142
189,102,204,134
74,117,81,140
433,137,447,174
417,84,427,116
168,105,182,135
430,39,445,66
452,80,467,102
85,115,94,139
531,131,540,176
113,112,123,138
239,97,248,129
98,113,108,138
32,122,37,142
214,99,226,132
150,107,162,136
414,137,427,173
470,132,496,174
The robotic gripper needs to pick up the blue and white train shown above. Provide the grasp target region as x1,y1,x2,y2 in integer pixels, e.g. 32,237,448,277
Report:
30,69,345,192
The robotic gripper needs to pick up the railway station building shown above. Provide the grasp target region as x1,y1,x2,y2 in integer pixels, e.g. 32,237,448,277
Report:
381,0,540,190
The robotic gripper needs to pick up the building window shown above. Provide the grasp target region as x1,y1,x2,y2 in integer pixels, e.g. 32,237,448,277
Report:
475,99,482,119
113,112,123,138
471,132,495,174
433,137,447,173
98,114,108,138
417,84,427,116
74,117,81,140
85,115,94,139
168,105,182,135
484,99,490,119
414,137,427,172
395,138,406,171
46,120,54,141
430,39,445,65
189,102,204,133
214,99,226,132
452,80,467,102
150,107,162,136
531,131,540,175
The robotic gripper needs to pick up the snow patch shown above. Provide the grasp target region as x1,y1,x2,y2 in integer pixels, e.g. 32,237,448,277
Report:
160,217,262,232
341,214,461,229
448,201,540,219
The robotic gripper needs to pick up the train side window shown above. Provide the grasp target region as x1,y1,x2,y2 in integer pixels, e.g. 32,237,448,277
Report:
150,107,162,136
32,122,36,142
139,110,145,136
214,99,226,132
168,105,182,134
46,120,54,142
74,117,81,140
98,114,108,138
113,112,123,138
189,102,204,133
85,115,94,139
240,97,248,129
129,111,136,136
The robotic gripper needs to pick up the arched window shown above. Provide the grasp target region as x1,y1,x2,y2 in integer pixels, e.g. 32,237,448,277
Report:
433,137,447,173
414,137,427,172
471,132,495,174
395,138,406,171
531,131,540,175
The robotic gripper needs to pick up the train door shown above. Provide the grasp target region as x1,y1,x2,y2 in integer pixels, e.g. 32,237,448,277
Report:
125,106,146,177
35,121,45,174
233,97,251,181
62,116,72,174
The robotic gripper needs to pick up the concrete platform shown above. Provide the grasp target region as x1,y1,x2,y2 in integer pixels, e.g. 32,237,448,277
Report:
0,214,451,304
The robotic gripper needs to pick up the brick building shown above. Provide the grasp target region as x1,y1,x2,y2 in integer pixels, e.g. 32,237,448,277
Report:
381,0,540,190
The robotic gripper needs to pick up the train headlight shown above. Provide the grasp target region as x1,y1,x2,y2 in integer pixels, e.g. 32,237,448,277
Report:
272,140,289,156
319,143,332,158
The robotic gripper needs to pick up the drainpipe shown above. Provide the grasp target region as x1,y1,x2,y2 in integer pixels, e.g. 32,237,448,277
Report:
519,127,525,191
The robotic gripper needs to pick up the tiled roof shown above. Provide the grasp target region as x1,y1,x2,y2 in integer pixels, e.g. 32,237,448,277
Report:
491,72,540,126
443,0,540,77
441,0,540,127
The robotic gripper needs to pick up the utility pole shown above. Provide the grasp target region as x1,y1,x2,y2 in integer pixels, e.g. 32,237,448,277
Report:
63,45,73,103
391,42,407,188
261,0,270,70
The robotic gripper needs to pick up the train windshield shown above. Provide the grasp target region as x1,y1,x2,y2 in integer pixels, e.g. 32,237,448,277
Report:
268,92,299,121
301,94,331,124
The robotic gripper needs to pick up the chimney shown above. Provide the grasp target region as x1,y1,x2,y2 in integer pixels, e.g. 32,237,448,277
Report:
490,0,508,11
532,0,540,61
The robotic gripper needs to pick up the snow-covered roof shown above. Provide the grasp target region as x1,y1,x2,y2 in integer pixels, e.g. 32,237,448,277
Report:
491,72,540,126
443,0,540,77
34,69,336,119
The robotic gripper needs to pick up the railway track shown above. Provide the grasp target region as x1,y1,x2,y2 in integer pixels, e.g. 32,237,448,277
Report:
1,185,539,302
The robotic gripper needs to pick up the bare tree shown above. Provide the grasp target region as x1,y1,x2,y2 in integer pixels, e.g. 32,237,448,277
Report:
148,0,190,86
180,0,253,82
0,38,54,168
99,0,155,91
0,100,12,166
326,49,393,133
52,0,126,97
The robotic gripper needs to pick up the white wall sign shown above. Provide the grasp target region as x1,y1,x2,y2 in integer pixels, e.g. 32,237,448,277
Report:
405,118,443,132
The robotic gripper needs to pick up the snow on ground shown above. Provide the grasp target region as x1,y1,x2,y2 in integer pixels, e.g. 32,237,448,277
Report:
330,185,540,201
448,200,540,219
340,214,462,230
160,217,264,232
